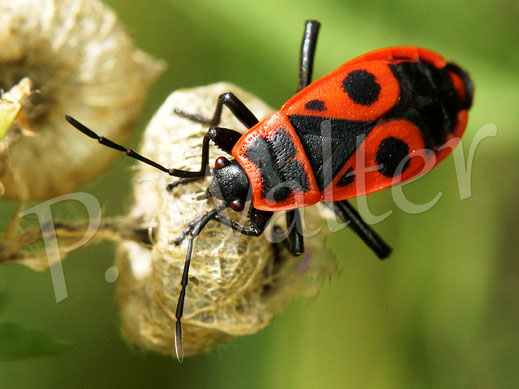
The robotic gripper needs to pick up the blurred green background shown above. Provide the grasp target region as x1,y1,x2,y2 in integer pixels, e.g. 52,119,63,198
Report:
1,0,519,387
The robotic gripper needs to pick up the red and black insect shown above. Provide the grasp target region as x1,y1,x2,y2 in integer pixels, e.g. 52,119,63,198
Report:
65,20,473,361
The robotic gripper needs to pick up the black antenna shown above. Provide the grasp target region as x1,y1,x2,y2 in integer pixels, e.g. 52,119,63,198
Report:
65,116,203,178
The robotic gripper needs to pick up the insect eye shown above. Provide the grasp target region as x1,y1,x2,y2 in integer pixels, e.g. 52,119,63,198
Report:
229,199,244,212
215,156,230,169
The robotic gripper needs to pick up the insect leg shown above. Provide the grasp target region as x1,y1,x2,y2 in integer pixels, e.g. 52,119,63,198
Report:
174,204,226,363
270,210,305,256
215,208,304,256
284,209,305,256
213,206,272,237
174,92,259,129
297,20,321,91
327,200,392,260
269,210,304,257
167,126,244,191
166,177,202,192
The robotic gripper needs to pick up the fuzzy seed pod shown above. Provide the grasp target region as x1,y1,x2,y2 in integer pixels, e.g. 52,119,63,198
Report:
116,83,337,358
0,0,165,199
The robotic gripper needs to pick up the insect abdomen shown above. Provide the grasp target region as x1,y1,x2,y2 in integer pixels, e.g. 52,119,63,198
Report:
386,60,472,149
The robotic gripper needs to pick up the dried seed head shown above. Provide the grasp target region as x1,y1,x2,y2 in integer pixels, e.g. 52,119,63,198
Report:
0,0,165,199
116,83,337,358
0,78,33,196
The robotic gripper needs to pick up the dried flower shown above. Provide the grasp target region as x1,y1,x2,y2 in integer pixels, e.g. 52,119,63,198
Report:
0,0,165,199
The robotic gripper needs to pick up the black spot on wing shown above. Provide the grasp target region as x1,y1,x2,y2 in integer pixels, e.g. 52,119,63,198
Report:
376,136,410,177
342,70,381,106
270,185,292,202
337,167,355,187
304,99,326,111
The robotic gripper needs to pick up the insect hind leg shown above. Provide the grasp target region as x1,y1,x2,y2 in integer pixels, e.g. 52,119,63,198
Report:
327,200,392,260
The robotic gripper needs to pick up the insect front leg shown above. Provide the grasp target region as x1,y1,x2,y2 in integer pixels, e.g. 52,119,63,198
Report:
174,92,259,129
167,126,243,191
